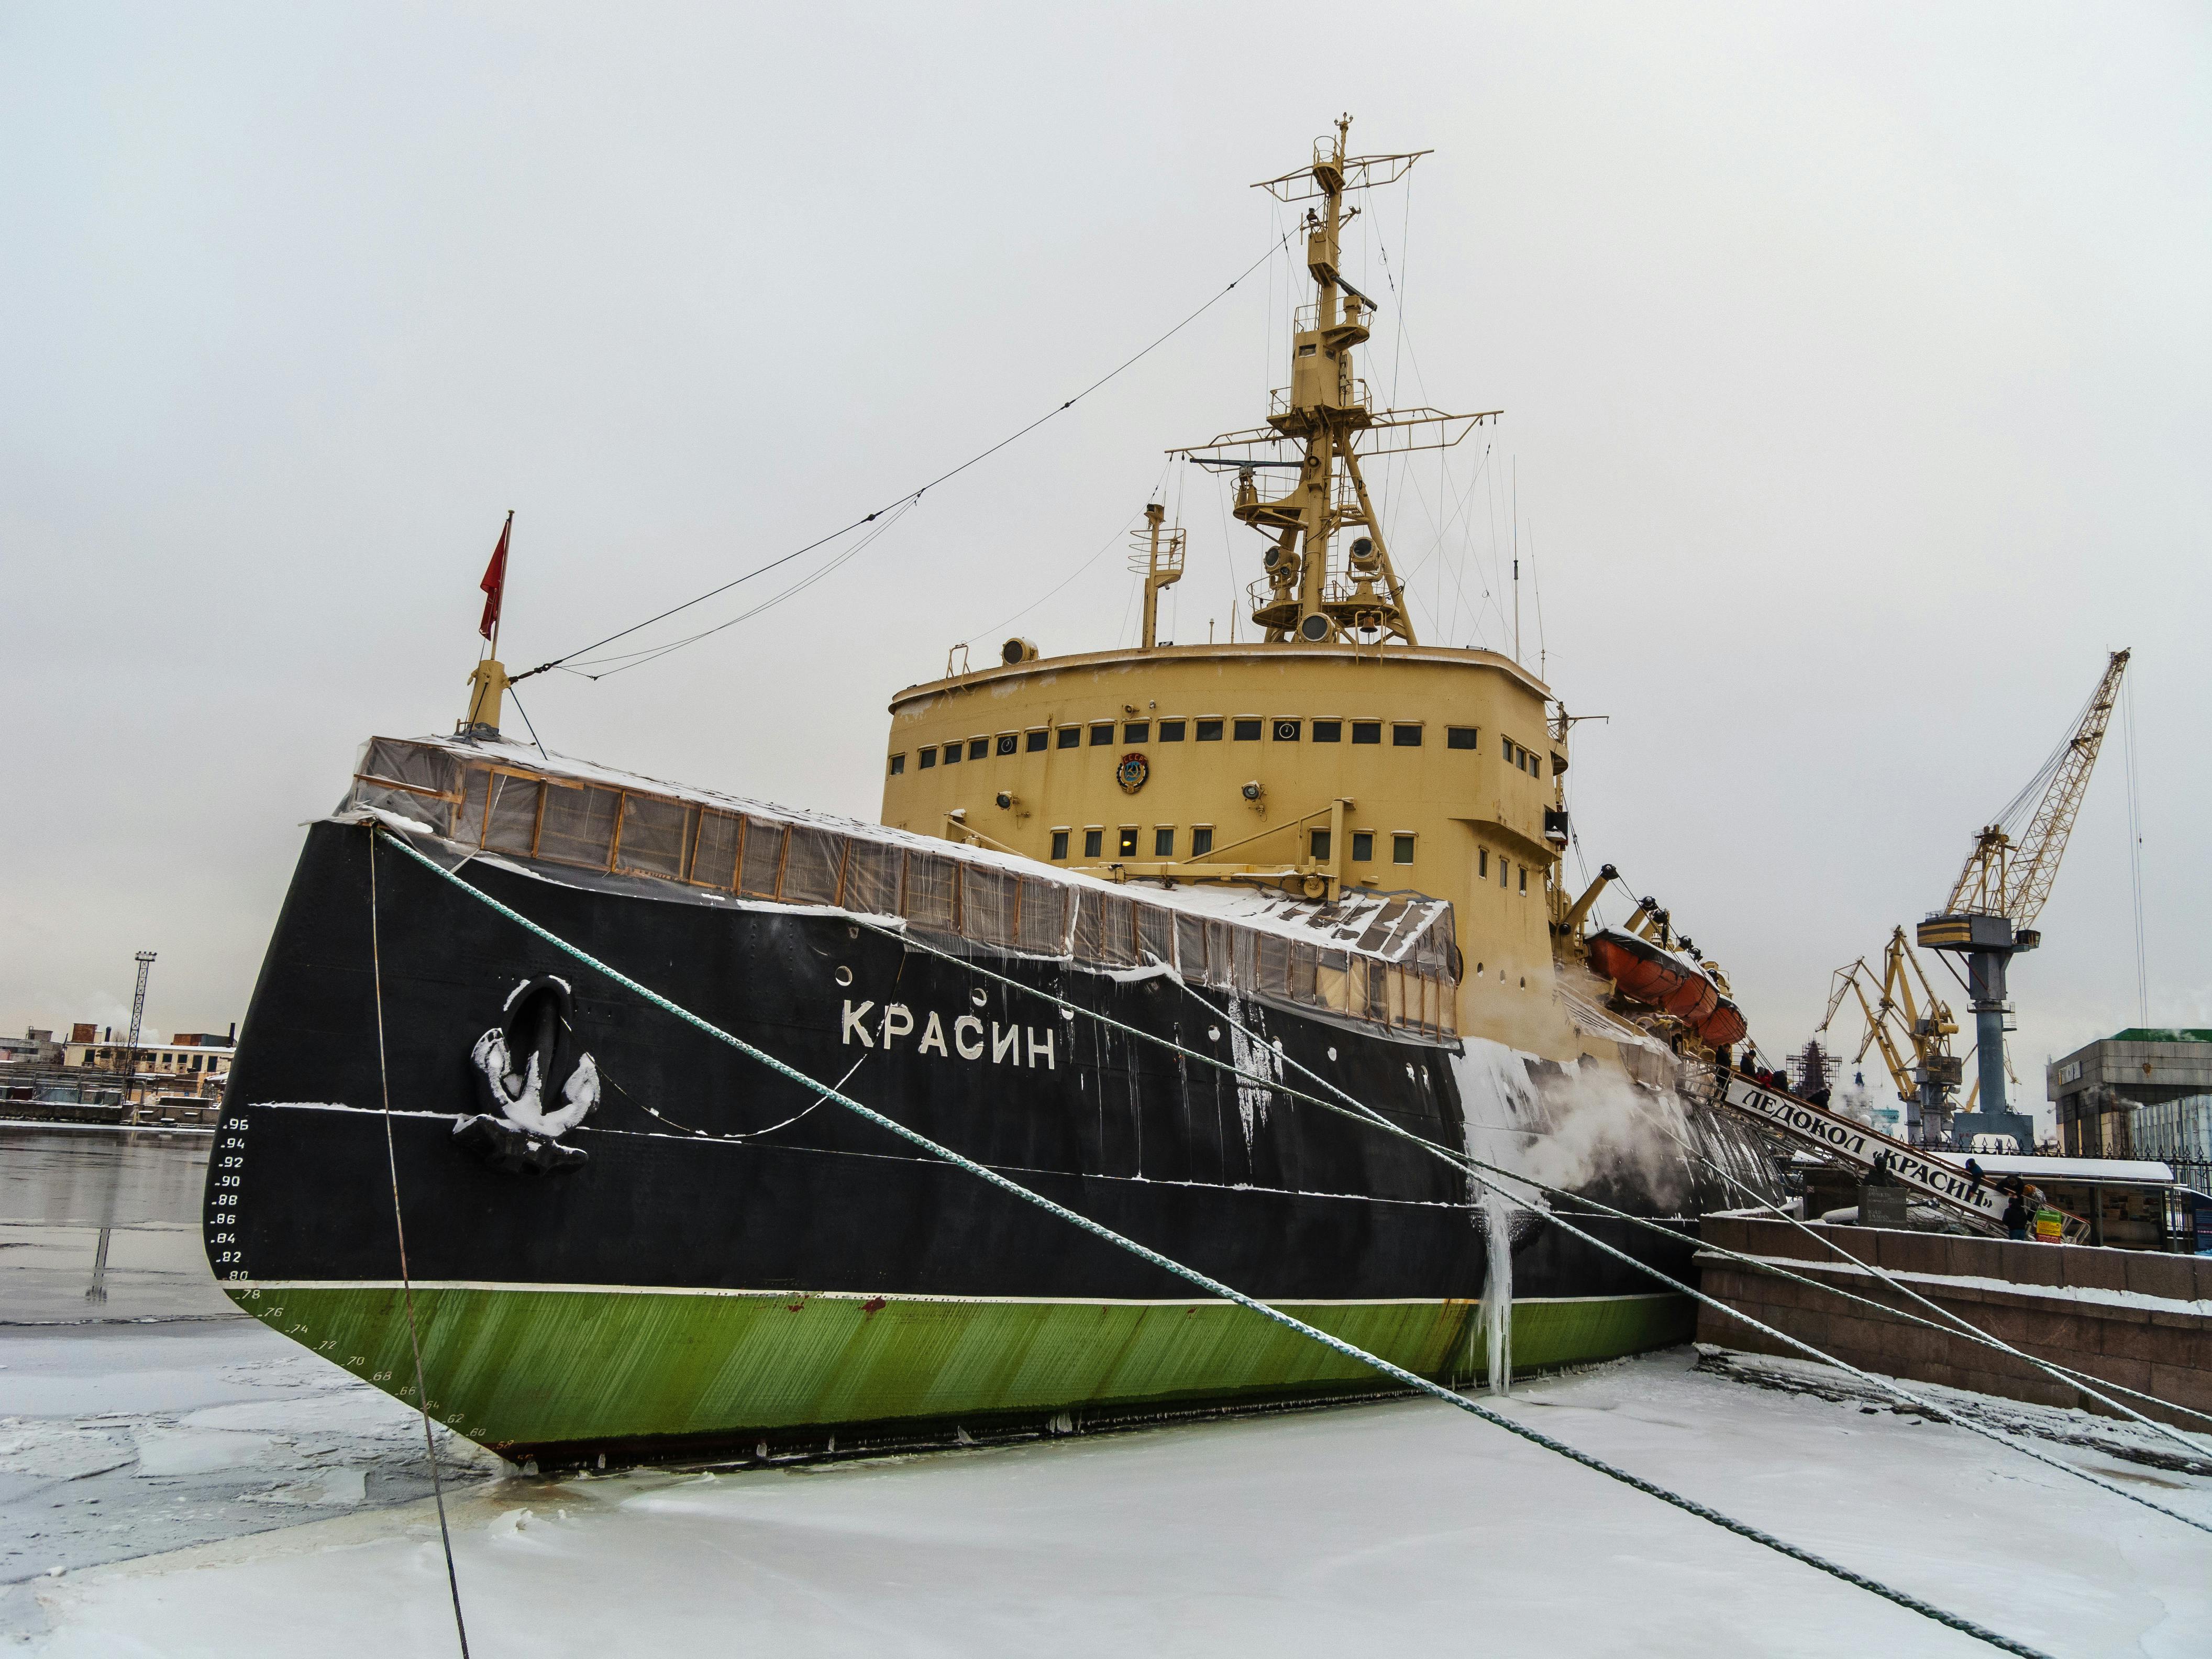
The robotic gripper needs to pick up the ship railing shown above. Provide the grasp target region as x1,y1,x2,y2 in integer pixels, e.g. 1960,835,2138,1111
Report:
1291,301,1372,336
349,737,1460,1043
1267,380,1370,421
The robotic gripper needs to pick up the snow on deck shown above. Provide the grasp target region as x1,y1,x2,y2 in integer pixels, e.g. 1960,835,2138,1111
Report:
1930,1152,2178,1184
364,733,1454,964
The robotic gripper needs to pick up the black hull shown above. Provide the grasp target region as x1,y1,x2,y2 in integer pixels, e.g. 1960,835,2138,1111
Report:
205,821,1746,1461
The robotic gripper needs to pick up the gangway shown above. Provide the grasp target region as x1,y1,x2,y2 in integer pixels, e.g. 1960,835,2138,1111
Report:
1714,1072,2035,1236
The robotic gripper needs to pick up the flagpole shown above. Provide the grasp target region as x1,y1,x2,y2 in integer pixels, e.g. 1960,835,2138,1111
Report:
490,510,512,660
464,511,516,738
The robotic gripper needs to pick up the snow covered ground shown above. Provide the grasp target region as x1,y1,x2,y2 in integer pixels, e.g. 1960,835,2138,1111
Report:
6,1126,2208,1656
8,1344,2208,1657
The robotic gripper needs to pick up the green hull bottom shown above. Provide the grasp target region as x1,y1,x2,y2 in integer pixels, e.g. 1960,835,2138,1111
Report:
231,1284,1692,1463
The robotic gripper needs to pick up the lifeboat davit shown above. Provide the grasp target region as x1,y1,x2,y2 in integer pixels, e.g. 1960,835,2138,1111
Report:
1692,997,1747,1049
1587,928,1719,1025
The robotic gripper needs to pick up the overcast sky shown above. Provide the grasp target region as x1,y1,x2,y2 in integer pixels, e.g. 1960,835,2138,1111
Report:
3,4,2205,1132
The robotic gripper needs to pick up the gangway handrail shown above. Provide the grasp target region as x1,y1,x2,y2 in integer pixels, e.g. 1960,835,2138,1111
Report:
1717,1075,2022,1235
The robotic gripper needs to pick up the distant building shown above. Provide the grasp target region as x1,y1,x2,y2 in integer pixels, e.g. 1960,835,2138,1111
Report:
2048,1029,2212,1162
61,1027,235,1098
0,1028,63,1066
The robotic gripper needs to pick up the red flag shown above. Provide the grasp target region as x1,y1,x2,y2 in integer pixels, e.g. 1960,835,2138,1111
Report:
478,513,512,641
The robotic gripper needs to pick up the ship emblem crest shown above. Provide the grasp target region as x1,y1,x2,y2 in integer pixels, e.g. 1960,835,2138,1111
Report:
1115,751,1149,794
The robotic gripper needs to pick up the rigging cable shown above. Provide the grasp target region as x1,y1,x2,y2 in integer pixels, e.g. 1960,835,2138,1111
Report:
856,912,2212,1533
372,825,2058,1657
367,822,2208,1536
2122,672,2149,1026
1647,1111,2212,1446
365,835,471,1658
957,453,1171,651
556,499,920,681
503,682,551,761
511,230,1292,688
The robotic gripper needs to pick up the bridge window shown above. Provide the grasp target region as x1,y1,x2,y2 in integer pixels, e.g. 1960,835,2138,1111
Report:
1118,827,1139,858
1050,829,1069,860
1124,722,1149,743
887,753,905,776
918,747,937,769
1233,718,1262,741
1057,726,1081,749
1447,726,1478,750
1159,720,1186,741
1351,721,1380,744
1312,719,1341,742
1025,729,1048,752
968,738,988,760
1084,828,1103,858
1352,831,1374,862
1154,826,1175,857
1518,865,1528,894
1196,718,1223,741
1392,724,1422,747
1191,825,1213,856
1090,723,1115,745
942,743,961,766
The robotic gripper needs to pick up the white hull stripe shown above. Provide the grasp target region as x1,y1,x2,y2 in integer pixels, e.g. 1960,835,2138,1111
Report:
233,1280,1678,1309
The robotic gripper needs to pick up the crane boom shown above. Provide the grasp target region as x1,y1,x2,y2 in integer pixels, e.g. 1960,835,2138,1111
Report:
1919,647,2132,1145
1944,649,2130,926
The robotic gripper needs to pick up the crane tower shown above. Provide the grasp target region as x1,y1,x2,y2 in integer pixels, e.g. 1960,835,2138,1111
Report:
1917,649,2130,1148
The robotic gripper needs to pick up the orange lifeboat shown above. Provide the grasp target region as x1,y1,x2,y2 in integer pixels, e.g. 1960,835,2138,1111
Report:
1587,928,1719,1025
1692,997,1747,1049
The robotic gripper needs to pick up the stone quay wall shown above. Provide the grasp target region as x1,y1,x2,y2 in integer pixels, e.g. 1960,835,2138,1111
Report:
1696,1215,2212,1431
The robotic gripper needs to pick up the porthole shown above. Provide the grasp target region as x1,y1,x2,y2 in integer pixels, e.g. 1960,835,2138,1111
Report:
834,966,853,987
970,988,988,1008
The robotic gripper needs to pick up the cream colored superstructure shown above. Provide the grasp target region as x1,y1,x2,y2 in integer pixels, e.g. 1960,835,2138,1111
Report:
883,642,1586,1059
873,118,1663,1068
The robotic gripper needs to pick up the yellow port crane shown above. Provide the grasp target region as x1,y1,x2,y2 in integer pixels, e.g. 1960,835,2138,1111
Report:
1819,927,1968,1128
1822,649,2131,1148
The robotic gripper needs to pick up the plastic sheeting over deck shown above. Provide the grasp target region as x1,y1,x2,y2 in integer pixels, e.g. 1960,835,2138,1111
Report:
347,735,1461,1043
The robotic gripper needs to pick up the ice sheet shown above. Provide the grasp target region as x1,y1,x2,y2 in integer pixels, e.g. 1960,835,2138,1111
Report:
18,1348,2211,1657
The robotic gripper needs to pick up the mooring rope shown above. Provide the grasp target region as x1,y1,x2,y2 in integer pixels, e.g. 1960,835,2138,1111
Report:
365,833,472,1658
1650,1113,2212,1445
373,826,2059,1657
859,919,2212,1527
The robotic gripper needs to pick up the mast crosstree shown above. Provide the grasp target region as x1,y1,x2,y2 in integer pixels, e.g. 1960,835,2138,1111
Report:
1173,116,1498,647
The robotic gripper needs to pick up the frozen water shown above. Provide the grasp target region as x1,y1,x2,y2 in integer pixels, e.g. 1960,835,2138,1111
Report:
0,1129,493,1636
14,1348,2211,1657
7,1130,2209,1656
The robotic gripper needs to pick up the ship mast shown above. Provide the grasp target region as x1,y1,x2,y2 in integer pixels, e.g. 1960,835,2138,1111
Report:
1173,116,1498,648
